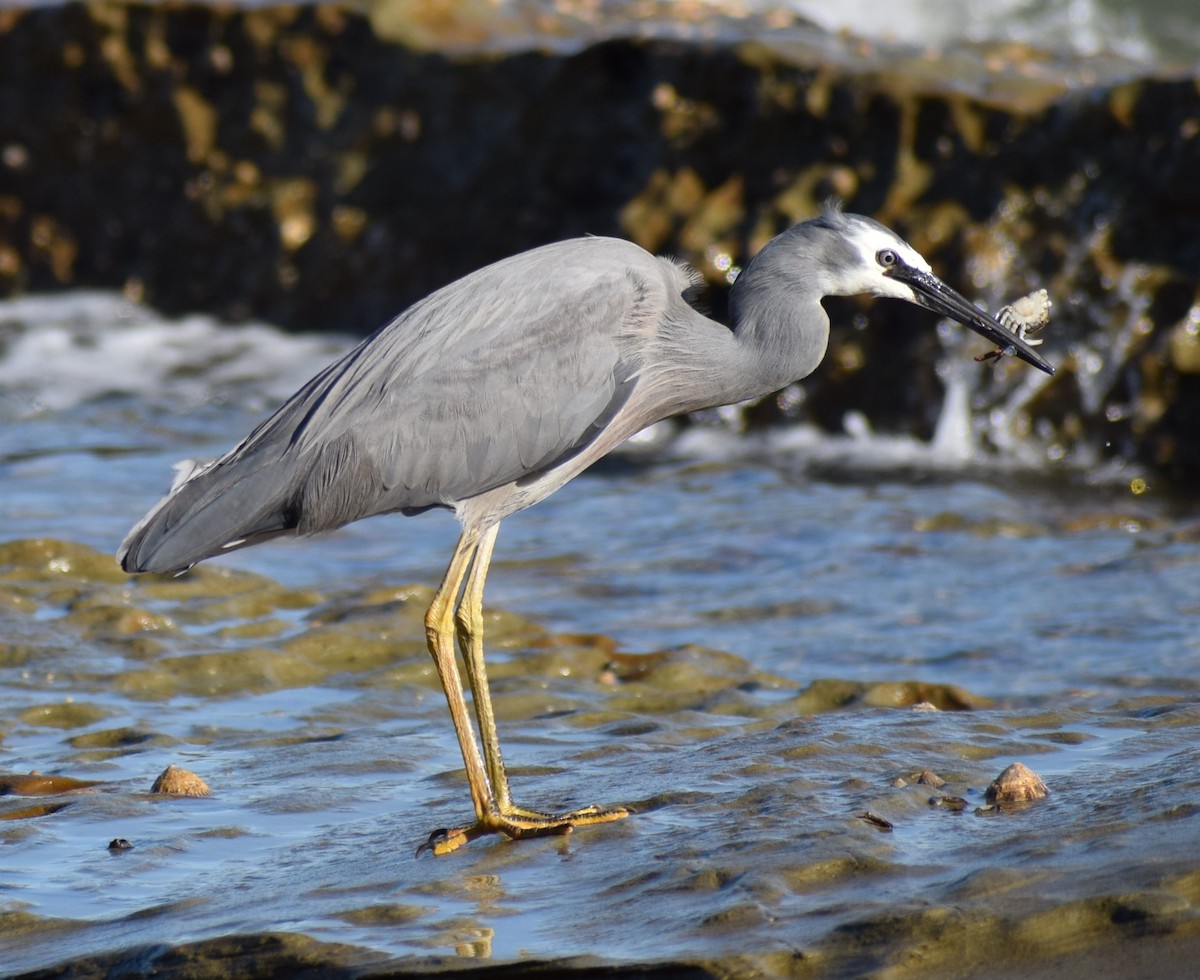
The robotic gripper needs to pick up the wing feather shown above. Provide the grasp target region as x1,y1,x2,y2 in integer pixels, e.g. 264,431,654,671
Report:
121,237,683,572
281,238,658,509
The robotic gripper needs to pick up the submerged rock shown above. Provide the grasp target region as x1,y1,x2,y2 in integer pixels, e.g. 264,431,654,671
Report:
794,677,990,713
0,772,101,795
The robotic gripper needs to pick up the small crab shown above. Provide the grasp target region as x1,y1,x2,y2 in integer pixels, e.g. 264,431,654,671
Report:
975,288,1052,364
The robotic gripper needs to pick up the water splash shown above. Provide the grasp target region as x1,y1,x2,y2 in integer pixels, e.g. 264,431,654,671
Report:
0,292,348,418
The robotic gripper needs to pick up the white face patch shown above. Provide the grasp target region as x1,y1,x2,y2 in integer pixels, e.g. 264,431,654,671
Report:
841,222,932,301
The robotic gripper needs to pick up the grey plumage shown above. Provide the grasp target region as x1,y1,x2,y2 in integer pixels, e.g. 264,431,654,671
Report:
119,205,1052,855
122,238,702,571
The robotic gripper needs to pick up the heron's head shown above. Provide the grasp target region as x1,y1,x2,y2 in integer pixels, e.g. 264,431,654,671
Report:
816,208,1054,375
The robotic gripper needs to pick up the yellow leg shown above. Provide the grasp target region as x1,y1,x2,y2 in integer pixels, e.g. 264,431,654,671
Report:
454,523,513,809
422,529,493,823
417,523,630,857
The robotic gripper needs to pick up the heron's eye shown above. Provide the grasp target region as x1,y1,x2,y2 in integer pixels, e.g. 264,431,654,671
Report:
877,249,899,268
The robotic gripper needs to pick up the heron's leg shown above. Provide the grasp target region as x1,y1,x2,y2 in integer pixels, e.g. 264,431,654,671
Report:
423,529,494,823
453,523,515,809
417,525,630,856
453,527,626,824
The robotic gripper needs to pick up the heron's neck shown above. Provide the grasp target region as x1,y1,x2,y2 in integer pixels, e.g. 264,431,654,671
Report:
726,266,830,397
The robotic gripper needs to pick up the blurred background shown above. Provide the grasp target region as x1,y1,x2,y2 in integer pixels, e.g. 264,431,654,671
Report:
2,0,1200,483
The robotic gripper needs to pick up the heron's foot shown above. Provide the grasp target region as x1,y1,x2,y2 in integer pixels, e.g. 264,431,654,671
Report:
416,803,630,857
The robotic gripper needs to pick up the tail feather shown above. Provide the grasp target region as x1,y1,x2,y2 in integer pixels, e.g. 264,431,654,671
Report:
118,450,305,574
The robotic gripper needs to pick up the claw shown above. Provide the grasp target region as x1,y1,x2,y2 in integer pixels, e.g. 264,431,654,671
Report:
415,828,451,858
415,803,629,857
416,825,477,857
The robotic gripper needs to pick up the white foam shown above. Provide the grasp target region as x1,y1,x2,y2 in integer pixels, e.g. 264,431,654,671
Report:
0,291,350,416
779,0,1172,64
670,416,1006,477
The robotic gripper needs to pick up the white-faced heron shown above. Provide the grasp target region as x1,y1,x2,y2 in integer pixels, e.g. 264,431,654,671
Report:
119,203,1053,855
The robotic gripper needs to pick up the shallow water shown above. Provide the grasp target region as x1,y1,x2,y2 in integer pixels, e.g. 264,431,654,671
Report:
2,295,1199,974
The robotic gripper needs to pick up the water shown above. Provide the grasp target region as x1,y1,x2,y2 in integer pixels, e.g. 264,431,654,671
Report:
2,293,1200,974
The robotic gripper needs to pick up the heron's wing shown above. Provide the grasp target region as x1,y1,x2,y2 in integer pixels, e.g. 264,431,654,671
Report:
120,239,678,571
269,239,674,519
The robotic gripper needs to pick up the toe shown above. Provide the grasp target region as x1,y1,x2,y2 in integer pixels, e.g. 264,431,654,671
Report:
415,826,470,857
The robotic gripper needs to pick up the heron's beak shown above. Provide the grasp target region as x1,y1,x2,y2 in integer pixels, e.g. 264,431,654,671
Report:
886,263,1055,375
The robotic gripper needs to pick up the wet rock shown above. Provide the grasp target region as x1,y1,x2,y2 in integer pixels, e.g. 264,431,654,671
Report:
794,678,990,713
132,565,320,608
67,726,170,751
862,680,990,711
338,903,427,926
150,764,210,797
315,583,434,625
0,539,125,586
9,931,394,979
602,644,789,715
778,852,898,892
116,646,329,699
0,801,71,821
860,810,894,832
984,761,1049,803
0,772,100,795
63,601,175,638
17,701,112,730
913,513,1041,538
598,648,671,684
